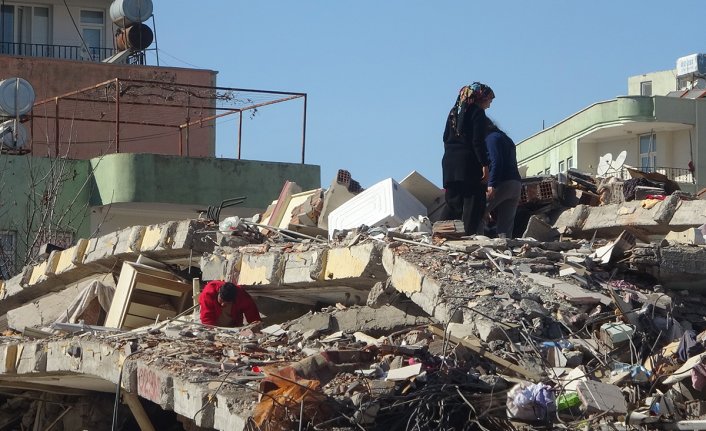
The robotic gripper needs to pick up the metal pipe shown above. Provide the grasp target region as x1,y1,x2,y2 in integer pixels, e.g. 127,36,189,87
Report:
54,97,59,157
301,94,307,164
35,116,180,128
178,95,303,129
237,110,242,159
115,78,120,153
112,78,307,96
44,97,239,112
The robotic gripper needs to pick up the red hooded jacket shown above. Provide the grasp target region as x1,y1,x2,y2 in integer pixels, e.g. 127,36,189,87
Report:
198,280,260,327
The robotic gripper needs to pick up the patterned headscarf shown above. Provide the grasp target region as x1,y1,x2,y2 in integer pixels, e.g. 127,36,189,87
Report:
454,82,494,135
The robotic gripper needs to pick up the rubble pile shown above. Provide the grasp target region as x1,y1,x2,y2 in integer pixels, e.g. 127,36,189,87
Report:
2,168,706,430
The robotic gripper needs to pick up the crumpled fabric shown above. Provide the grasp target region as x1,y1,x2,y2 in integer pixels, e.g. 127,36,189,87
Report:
53,280,114,325
507,381,556,421
678,329,705,362
692,363,706,391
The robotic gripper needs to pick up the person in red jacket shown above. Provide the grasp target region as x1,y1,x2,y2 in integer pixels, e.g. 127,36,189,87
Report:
199,280,261,327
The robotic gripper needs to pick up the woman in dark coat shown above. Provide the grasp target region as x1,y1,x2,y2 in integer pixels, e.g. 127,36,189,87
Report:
441,82,494,235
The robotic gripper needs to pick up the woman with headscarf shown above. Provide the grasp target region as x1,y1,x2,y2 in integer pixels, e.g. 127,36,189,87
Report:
441,82,495,235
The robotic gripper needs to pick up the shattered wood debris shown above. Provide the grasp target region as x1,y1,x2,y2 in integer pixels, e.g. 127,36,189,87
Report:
4,168,706,430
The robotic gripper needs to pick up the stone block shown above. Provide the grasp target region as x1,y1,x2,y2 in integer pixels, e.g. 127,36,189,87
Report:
286,312,332,333
173,377,213,428
43,251,61,277
473,318,519,342
576,380,627,415
238,251,283,286
384,248,423,294
652,193,680,224
173,219,213,253
282,249,326,284
137,363,174,408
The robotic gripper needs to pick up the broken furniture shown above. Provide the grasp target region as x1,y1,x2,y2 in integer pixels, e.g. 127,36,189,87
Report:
104,262,192,330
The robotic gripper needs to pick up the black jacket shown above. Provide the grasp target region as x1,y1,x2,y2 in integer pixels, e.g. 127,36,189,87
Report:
442,104,490,187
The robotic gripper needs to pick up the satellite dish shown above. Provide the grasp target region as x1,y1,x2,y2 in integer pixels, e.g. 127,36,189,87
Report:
597,153,613,176
613,150,627,170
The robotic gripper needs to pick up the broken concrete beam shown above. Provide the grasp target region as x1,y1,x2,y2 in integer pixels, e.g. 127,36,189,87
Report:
201,247,241,282
323,243,385,287
15,342,47,374
281,249,327,285
318,180,359,231
139,223,165,252
237,251,283,286
670,200,706,229
173,377,214,428
6,275,115,332
83,231,120,265
664,228,706,246
576,380,627,415
214,389,253,431
137,361,174,409
552,204,590,234
653,193,681,224
522,216,559,242
55,239,89,275
113,226,146,256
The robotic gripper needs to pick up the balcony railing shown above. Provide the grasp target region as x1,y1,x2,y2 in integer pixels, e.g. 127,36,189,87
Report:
0,41,115,62
615,166,694,184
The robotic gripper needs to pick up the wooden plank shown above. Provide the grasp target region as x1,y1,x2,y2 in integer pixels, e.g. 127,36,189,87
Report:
104,263,138,328
122,391,156,431
134,273,190,295
123,314,157,329
428,325,541,382
127,303,176,320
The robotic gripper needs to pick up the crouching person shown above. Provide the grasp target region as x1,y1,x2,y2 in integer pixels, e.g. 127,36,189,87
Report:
199,280,261,327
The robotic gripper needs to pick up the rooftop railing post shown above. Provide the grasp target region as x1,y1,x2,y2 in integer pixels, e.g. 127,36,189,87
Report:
301,94,307,164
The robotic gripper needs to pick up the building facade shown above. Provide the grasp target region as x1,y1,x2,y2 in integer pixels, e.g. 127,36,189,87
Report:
516,55,706,193
0,0,319,278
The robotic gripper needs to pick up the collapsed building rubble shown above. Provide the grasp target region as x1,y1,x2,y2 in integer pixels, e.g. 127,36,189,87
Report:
2,168,706,429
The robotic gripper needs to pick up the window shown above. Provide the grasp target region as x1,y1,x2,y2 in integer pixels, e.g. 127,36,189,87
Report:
0,5,51,55
640,81,652,96
30,230,74,263
0,231,16,280
80,9,104,59
639,133,656,171
558,160,565,173
567,156,574,169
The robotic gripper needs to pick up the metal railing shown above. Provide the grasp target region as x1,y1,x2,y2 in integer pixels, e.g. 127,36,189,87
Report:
614,166,694,183
0,41,115,62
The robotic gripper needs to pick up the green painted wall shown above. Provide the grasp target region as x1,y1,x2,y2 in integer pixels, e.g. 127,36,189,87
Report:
0,155,92,274
90,154,321,209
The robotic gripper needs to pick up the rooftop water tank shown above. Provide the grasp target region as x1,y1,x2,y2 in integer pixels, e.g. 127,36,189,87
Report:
110,0,153,28
0,78,35,117
115,23,154,51
0,120,29,150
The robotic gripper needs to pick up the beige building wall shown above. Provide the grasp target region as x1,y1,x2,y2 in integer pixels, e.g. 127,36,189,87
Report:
628,70,677,96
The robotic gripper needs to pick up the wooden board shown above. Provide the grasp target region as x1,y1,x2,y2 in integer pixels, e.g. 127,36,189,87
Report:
105,262,191,329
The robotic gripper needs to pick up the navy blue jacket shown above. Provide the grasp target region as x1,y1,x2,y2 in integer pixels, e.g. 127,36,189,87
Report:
486,130,521,187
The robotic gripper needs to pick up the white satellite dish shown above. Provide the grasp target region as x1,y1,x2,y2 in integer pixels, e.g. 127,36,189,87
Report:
613,150,627,170
597,153,613,176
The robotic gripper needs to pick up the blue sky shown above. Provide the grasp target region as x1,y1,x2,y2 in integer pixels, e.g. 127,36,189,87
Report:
152,1,704,189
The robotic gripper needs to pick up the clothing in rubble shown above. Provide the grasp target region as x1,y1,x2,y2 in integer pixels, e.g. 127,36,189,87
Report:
441,82,494,235
199,280,261,327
